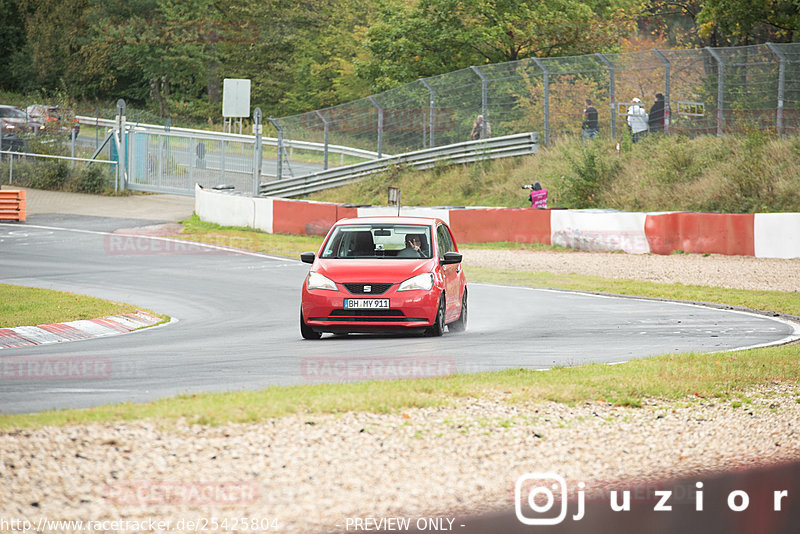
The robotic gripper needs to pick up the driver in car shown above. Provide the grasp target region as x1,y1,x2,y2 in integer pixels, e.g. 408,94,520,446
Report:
397,234,424,258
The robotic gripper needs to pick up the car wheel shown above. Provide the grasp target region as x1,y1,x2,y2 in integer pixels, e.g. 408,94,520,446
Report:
425,294,446,337
449,288,467,333
300,309,322,340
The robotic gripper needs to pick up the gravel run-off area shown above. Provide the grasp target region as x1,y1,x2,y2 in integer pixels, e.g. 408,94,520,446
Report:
1,248,799,533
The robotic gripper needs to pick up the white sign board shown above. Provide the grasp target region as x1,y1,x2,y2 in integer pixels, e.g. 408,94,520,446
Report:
222,79,251,118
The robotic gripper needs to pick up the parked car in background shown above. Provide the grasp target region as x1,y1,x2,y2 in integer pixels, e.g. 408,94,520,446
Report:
0,105,42,134
1,133,27,152
26,105,80,134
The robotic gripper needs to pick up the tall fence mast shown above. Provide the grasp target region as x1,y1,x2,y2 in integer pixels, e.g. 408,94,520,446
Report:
766,43,786,135
532,58,549,146
595,54,616,139
420,78,436,148
653,49,671,135
705,47,725,137
470,66,489,138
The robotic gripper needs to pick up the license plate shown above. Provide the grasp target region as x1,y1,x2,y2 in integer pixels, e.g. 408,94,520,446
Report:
344,299,389,309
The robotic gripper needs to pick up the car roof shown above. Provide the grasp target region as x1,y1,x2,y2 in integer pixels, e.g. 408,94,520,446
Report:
334,216,446,226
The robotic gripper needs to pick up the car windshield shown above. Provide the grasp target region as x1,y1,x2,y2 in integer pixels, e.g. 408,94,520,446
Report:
0,108,26,119
320,224,433,259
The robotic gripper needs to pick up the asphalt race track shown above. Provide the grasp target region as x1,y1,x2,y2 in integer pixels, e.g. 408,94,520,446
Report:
1,216,797,415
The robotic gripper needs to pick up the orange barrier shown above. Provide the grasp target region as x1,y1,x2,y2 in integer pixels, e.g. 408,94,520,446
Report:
272,199,358,236
645,212,755,256
0,189,26,221
449,208,551,245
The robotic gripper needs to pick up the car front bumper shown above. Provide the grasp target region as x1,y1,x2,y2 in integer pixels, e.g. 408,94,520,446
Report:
302,285,440,333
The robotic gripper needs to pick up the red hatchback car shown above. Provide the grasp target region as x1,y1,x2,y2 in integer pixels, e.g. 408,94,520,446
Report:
300,217,467,338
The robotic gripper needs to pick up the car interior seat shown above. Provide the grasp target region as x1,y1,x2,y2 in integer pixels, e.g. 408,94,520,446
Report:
350,231,375,257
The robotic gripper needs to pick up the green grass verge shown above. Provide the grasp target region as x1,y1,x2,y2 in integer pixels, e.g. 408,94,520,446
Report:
0,284,150,328
179,214,324,257
2,345,797,429
1,226,797,429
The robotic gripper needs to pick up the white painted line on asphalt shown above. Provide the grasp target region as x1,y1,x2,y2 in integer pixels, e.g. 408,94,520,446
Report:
40,388,130,393
0,222,296,262
473,282,800,352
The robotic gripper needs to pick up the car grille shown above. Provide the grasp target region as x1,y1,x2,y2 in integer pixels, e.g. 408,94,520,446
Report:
343,283,393,295
330,309,404,317
315,309,427,323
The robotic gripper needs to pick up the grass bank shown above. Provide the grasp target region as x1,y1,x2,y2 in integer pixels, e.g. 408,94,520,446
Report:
0,284,148,328
305,132,800,213
1,225,797,429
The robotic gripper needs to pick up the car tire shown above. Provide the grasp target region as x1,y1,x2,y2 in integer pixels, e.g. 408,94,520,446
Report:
449,288,467,333
300,309,322,340
425,294,446,337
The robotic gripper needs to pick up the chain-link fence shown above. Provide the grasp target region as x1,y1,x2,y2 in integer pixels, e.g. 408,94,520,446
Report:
273,43,800,158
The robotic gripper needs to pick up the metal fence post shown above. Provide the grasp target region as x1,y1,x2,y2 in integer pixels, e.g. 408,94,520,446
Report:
420,78,436,148
369,96,383,158
269,118,283,181
652,49,671,135
315,111,329,169
705,47,725,136
470,66,489,138
766,43,786,135
595,53,616,139
115,99,127,192
253,107,263,196
532,58,549,146
189,136,195,189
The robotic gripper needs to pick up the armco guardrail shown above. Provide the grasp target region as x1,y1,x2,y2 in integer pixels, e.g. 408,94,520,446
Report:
76,116,384,161
259,132,539,198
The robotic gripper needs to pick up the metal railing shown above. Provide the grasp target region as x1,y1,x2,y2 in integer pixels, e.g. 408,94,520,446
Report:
76,116,386,161
260,132,538,197
1,150,119,189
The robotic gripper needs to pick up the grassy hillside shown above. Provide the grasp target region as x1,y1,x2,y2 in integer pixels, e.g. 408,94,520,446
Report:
306,132,800,213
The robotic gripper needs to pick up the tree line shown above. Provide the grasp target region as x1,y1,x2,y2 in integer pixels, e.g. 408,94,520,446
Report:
1,0,797,121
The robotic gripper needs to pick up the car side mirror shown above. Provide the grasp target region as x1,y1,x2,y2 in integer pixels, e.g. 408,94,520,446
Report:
442,252,462,265
300,252,316,264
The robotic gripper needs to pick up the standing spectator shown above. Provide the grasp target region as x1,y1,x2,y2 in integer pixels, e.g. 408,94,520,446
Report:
581,98,599,139
626,97,648,143
648,93,666,133
470,114,491,140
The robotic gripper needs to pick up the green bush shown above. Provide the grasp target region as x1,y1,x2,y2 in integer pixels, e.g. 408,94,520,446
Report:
29,161,70,190
75,165,108,194
560,143,620,209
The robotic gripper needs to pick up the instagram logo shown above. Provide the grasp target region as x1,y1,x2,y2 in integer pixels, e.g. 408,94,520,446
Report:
515,473,570,525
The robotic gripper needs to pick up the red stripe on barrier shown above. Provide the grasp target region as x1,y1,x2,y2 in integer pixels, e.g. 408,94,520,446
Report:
448,208,551,245
89,318,130,333
38,323,93,341
645,213,755,256
0,329,34,349
273,200,358,236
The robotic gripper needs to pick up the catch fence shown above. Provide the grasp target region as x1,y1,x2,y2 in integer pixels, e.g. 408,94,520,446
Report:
273,43,800,152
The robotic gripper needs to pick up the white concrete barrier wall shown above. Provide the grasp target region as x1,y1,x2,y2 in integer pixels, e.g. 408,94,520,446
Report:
356,206,451,224
252,197,274,234
754,213,800,259
550,210,650,254
195,185,256,229
193,188,800,258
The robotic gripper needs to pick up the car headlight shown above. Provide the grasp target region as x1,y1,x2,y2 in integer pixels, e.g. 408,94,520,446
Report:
307,271,338,291
398,273,434,291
